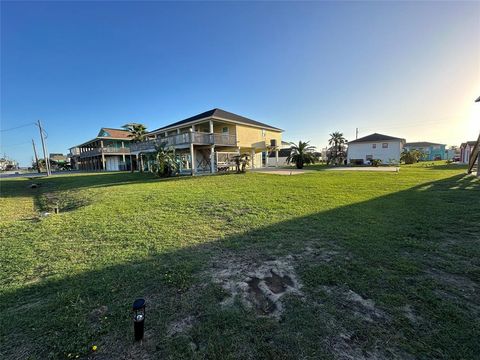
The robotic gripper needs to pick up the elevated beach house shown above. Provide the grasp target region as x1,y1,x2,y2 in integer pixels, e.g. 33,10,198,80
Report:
69,128,135,171
404,142,446,161
131,108,283,174
347,133,405,165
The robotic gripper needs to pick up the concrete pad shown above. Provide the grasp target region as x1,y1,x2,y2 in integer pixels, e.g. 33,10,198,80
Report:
325,167,400,172
252,168,309,175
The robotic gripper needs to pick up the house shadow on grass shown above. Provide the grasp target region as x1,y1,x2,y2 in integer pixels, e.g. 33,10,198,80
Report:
1,175,479,359
0,172,157,198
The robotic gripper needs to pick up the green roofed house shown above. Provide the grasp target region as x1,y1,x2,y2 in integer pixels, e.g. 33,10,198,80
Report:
69,128,135,171
404,142,446,161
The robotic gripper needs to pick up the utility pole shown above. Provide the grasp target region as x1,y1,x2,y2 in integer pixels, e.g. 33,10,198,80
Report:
37,120,51,176
32,139,41,173
355,128,358,139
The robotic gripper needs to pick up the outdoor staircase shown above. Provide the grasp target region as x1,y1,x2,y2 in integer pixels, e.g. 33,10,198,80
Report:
467,132,480,174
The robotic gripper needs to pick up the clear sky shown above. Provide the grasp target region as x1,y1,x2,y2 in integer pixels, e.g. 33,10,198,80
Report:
1,1,479,166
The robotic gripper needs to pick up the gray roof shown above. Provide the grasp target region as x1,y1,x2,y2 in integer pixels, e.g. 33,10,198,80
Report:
405,142,445,147
151,108,282,133
348,133,405,144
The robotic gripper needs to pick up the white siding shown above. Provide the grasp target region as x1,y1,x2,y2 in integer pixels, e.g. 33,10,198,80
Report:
347,140,403,164
267,156,289,166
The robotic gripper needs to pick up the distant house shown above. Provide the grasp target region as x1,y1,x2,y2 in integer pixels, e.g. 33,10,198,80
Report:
0,157,18,171
460,141,477,164
70,128,134,171
48,153,69,170
49,153,67,162
347,133,405,165
404,142,446,161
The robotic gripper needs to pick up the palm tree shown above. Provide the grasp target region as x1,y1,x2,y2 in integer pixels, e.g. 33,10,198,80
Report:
286,141,316,169
328,132,347,165
151,142,179,177
123,123,147,172
400,149,422,164
232,153,250,173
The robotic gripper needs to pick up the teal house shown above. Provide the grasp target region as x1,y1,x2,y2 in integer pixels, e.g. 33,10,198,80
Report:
404,142,446,161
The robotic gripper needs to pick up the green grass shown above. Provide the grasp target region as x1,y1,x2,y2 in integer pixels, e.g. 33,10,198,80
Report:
1,162,479,359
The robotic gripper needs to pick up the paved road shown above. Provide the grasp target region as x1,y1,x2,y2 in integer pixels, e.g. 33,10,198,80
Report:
0,171,81,179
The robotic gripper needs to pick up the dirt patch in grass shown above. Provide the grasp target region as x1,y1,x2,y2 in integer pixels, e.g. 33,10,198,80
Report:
210,254,303,317
89,305,109,330
320,286,388,323
402,304,419,324
312,286,407,359
426,268,479,315
427,269,478,294
167,315,196,337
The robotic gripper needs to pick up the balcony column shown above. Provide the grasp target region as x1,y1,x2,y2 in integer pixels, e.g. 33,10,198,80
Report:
190,129,196,176
100,140,106,170
210,146,215,173
251,149,255,169
137,153,144,173
209,120,215,173
275,149,279,167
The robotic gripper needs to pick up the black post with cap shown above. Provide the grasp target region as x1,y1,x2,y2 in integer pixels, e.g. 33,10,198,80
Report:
132,298,146,341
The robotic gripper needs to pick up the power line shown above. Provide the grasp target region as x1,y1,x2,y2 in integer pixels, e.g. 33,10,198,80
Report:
0,141,32,149
0,122,36,132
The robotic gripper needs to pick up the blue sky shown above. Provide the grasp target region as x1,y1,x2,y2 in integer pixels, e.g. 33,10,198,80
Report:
1,1,479,166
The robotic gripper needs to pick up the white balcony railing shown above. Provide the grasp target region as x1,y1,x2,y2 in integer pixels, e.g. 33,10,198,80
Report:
79,147,130,158
130,132,237,152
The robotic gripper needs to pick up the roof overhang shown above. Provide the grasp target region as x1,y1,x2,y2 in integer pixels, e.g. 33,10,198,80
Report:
150,115,283,135
75,136,132,147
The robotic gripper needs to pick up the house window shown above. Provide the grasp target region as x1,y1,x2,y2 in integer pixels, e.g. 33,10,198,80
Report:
222,127,229,133
372,144,376,149
262,129,266,137
382,143,388,148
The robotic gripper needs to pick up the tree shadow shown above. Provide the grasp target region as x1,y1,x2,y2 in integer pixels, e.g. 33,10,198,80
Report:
1,174,479,359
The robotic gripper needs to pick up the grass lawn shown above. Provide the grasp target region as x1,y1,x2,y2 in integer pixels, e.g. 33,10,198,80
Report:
1,162,479,359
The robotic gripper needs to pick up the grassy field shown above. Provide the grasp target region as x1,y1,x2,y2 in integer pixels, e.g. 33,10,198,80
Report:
1,162,479,359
